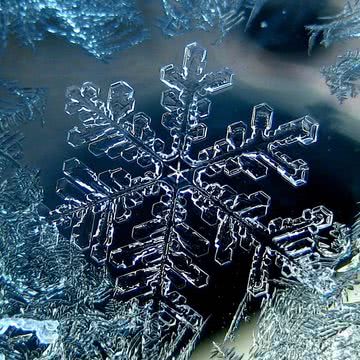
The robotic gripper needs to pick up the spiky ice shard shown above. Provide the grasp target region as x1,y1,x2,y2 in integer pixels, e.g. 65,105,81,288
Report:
48,42,342,358
0,0,148,59
159,0,267,38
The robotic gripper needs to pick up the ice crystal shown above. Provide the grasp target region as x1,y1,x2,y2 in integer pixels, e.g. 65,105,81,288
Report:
307,0,360,51
248,277,360,360
159,0,267,38
320,50,360,103
0,0,148,59
0,318,59,344
307,1,360,102
0,80,46,175
210,342,244,360
49,42,338,357
0,161,197,359
217,219,358,359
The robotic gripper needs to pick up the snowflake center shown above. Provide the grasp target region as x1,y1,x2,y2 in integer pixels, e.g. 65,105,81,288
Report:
164,160,192,186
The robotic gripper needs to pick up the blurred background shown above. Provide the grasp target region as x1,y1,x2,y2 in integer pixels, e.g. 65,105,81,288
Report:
1,0,359,358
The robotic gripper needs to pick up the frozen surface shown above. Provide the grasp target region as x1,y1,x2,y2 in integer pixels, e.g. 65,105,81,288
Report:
0,318,59,344
0,0,148,59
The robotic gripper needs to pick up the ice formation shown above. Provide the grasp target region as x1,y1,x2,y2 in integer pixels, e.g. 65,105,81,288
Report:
49,42,342,357
248,268,360,360
159,0,267,38
215,216,359,359
321,50,360,103
0,80,45,177
307,0,360,51
0,158,190,358
0,0,148,59
0,318,59,344
307,0,360,102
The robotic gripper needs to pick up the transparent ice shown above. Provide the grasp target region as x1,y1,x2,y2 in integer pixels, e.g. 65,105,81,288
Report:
159,0,267,38
307,0,360,51
0,0,148,59
215,216,359,359
211,342,244,360
49,42,340,355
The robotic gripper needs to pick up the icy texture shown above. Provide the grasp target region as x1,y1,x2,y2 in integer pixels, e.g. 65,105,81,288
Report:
320,50,360,103
0,80,46,175
211,342,244,360
0,0,148,59
307,1,360,102
0,160,201,359
0,318,59,344
217,218,359,359
249,277,360,360
50,42,336,355
159,0,267,38
307,0,360,51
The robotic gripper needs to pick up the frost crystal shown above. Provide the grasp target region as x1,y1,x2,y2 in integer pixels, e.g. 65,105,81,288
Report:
159,0,267,38
248,277,360,360
321,50,360,103
307,0,360,50
211,342,244,360
0,80,46,174
50,42,336,356
0,162,180,358
0,0,148,59
0,318,59,344
307,0,360,102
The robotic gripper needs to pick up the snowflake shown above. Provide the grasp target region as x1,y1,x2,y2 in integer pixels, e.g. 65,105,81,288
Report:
1,0,148,59
159,0,267,38
51,42,336,357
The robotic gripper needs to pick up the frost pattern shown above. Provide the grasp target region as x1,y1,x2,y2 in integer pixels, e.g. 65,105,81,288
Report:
211,342,244,360
0,157,201,358
307,0,360,50
307,0,360,102
50,42,335,356
0,0,148,59
216,217,359,359
248,268,360,360
159,0,267,38
0,318,59,344
321,50,360,103
0,80,46,174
